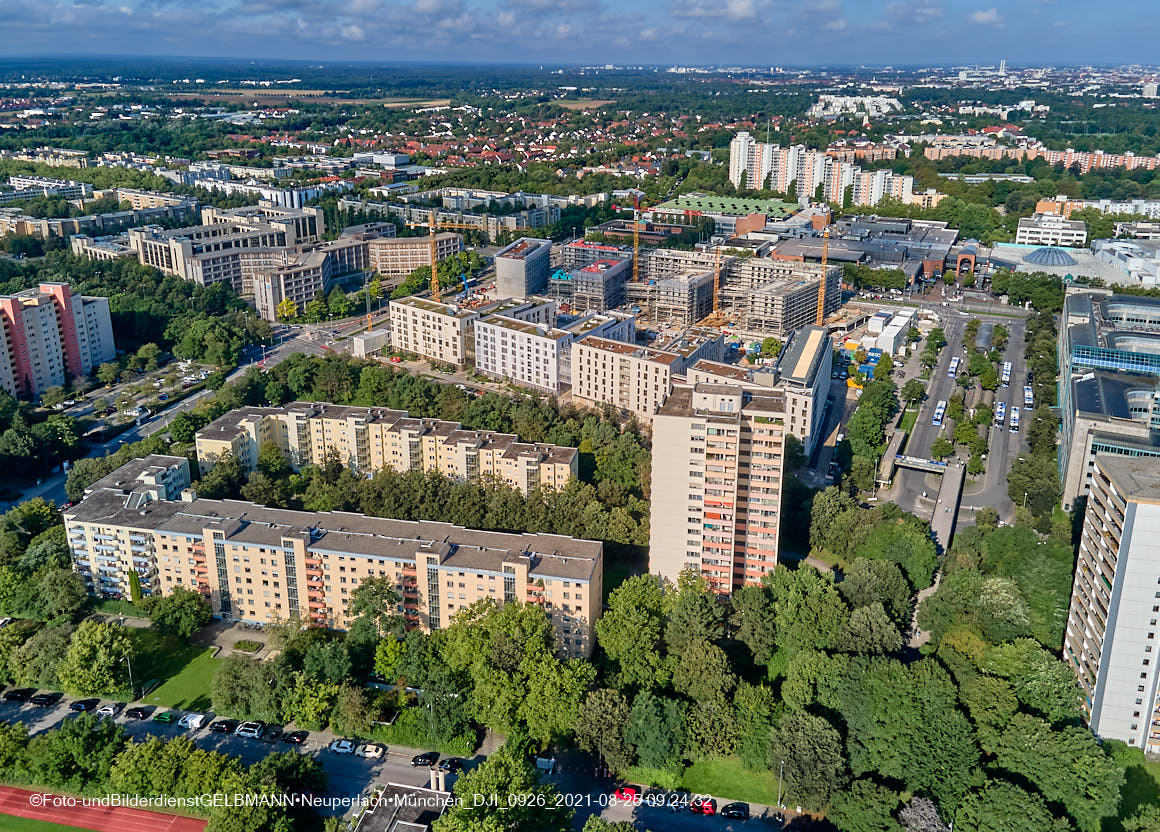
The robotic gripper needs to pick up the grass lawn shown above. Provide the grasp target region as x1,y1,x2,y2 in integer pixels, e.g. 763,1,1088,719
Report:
899,407,918,432
0,818,99,832
129,629,218,711
1108,743,1160,831
630,757,782,807
92,598,149,618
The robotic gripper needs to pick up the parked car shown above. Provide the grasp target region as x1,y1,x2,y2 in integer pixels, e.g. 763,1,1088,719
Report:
612,786,639,802
355,743,385,760
30,692,61,707
437,758,463,773
235,721,263,739
667,791,691,813
178,713,206,730
280,730,309,745
209,719,238,734
411,751,439,767
97,703,124,717
126,706,151,720
152,711,177,724
721,802,750,820
68,698,100,712
3,689,33,703
329,739,355,755
690,797,717,815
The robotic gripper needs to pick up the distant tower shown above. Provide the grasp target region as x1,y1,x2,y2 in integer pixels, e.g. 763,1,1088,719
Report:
998,59,1007,77
1144,82,1159,99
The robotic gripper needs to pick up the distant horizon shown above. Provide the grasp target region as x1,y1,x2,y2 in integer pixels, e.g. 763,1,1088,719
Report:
1,0,1158,67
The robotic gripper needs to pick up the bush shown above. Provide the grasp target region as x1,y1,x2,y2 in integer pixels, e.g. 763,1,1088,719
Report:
234,640,262,653
367,707,476,756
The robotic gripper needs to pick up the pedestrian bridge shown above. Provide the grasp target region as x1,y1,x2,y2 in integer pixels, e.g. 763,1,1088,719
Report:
893,454,949,474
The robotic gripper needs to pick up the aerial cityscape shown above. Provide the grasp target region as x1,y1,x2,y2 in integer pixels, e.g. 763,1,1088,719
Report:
0,4,1160,832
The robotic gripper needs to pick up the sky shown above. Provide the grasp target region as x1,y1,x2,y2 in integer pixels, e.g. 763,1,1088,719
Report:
0,0,1158,67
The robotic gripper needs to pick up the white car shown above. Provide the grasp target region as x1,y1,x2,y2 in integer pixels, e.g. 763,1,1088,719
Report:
235,721,263,739
355,743,384,759
178,713,206,731
97,703,123,717
329,739,355,755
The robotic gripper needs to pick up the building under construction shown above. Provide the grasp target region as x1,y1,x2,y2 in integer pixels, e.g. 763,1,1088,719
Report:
623,270,715,326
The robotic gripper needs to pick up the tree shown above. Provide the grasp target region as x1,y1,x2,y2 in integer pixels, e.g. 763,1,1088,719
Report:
672,638,736,703
145,586,212,638
764,566,849,657
595,575,670,691
624,691,687,774
899,797,949,832
1007,453,1062,517
10,623,71,687
275,297,299,322
326,287,353,319
282,673,339,730
768,711,847,811
1123,805,1160,832
839,559,911,629
346,575,404,642
954,780,1074,832
828,779,903,832
842,604,903,655
574,688,633,772
929,435,953,460
901,379,927,407
97,363,119,386
729,583,777,665
761,337,782,358
434,743,571,832
518,655,595,747
168,411,208,444
36,567,86,619
57,619,132,696
24,711,126,792
664,568,723,652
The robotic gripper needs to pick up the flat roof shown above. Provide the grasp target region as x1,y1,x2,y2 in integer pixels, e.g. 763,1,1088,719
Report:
1098,456,1160,503
654,193,797,218
496,238,550,260
390,296,476,318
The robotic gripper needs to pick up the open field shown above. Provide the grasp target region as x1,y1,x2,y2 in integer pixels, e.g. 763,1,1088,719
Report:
161,90,451,107
556,99,615,110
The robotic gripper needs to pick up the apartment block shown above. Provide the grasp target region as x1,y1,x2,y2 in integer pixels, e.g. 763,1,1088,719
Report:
495,238,552,300
1065,457,1160,752
194,402,577,495
65,460,602,657
571,327,724,422
1015,213,1088,247
0,283,116,398
252,233,382,321
368,233,463,278
388,297,479,368
650,383,786,594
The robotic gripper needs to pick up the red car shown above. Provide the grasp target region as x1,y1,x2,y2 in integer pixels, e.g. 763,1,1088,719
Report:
612,786,639,803
389,356,402,363
690,797,717,815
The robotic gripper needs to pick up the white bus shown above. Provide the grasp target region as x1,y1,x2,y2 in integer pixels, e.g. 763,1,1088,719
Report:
1024,385,1034,409
1010,406,1021,433
933,400,947,427
995,401,1006,427
1001,361,1012,387
948,357,960,379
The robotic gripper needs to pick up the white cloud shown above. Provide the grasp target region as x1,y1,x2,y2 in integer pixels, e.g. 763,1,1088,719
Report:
824,17,847,31
968,7,1002,25
339,23,364,40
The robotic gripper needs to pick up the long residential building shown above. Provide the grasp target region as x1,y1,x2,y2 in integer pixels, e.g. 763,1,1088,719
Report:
1064,457,1160,752
367,233,463,278
388,296,479,368
194,402,578,495
0,282,116,398
649,383,787,594
64,456,601,656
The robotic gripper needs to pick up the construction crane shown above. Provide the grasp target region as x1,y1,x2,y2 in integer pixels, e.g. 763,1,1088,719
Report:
711,245,724,315
632,197,647,283
406,209,480,303
816,225,831,327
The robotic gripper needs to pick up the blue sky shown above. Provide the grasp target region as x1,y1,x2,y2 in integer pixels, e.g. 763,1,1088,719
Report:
0,0,1157,66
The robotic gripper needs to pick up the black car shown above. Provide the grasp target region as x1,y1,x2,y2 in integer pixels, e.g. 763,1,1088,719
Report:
3,688,33,703
69,698,100,712
411,751,439,767
209,719,238,734
125,706,152,720
721,802,750,820
30,692,61,707
437,757,463,773
280,730,308,745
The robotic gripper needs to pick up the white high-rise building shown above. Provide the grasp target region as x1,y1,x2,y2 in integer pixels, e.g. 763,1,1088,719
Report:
1144,82,1159,100
1065,457,1160,752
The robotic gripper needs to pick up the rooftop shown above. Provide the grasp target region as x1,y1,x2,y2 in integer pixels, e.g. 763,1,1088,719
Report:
654,193,797,218
1098,456,1160,503
390,296,477,318
496,238,550,260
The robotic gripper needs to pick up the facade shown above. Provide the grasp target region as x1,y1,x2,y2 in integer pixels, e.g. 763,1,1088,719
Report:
251,233,382,321
388,297,479,368
367,233,463,278
0,283,116,398
474,311,636,394
649,383,787,594
495,238,552,300
1015,214,1088,247
194,402,577,496
351,328,391,358
65,459,602,657
1064,457,1160,752
570,328,724,422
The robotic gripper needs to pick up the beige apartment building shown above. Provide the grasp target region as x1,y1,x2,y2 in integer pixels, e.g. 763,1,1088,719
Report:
389,296,479,367
368,233,462,278
650,383,786,595
195,402,577,495
65,456,601,657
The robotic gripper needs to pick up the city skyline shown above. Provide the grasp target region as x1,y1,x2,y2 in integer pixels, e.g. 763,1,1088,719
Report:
1,0,1159,66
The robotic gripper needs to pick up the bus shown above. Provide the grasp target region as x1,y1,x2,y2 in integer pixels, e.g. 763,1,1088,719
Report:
1001,361,1012,387
933,400,947,427
1024,385,1034,409
948,357,960,379
1010,406,1021,433
995,401,1006,427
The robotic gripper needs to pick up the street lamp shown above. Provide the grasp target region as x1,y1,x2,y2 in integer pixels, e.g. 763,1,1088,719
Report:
124,654,135,698
776,759,785,809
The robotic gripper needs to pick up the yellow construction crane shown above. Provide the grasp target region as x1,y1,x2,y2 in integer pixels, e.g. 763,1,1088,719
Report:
631,197,647,283
816,225,831,327
405,209,480,304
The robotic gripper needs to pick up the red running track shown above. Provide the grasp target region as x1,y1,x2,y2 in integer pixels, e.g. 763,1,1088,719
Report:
0,785,206,832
